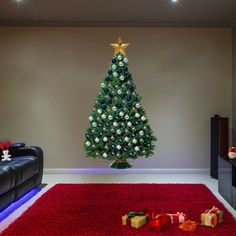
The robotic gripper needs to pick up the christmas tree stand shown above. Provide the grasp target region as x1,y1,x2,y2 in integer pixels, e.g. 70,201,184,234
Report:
110,160,132,169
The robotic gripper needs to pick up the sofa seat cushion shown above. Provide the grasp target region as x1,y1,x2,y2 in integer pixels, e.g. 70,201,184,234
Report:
0,156,39,196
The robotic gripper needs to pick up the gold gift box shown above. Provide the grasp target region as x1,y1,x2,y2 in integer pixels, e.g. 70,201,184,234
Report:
122,214,147,229
201,207,224,228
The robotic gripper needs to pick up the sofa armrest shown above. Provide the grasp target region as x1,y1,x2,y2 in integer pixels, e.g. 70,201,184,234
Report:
12,146,44,185
12,146,43,158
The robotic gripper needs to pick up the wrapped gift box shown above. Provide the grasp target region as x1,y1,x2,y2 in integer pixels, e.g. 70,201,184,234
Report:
179,220,199,232
122,212,147,229
167,212,187,224
201,206,224,228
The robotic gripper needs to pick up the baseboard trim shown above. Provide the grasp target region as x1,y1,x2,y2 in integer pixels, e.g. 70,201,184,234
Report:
44,168,210,175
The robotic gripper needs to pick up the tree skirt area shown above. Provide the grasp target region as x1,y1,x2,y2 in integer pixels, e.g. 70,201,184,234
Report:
1,184,236,236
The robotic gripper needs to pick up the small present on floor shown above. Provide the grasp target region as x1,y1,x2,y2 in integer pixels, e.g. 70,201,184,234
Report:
201,206,224,228
167,212,187,224
147,212,171,231
122,211,148,229
179,220,199,232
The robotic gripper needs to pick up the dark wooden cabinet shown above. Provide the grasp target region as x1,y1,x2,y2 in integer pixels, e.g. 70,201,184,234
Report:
211,116,228,179
218,156,236,210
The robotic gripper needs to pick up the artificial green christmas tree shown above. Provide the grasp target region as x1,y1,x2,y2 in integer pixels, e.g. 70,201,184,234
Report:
84,38,157,169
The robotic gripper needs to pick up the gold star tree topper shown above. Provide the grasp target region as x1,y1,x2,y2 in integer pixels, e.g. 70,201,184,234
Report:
110,37,129,56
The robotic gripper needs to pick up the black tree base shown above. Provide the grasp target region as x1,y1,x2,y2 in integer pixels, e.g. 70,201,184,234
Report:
110,160,132,169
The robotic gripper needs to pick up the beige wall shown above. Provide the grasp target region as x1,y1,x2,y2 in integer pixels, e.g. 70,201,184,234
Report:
0,27,232,169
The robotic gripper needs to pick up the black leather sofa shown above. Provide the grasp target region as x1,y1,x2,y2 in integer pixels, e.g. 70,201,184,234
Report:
0,143,43,211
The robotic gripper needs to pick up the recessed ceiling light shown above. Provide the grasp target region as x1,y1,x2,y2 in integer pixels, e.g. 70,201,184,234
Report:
171,0,178,2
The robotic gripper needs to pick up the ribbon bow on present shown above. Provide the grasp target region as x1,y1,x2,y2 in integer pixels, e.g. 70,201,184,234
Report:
127,211,146,218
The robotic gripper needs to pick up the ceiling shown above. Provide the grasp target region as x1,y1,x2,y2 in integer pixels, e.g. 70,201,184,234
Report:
0,0,236,27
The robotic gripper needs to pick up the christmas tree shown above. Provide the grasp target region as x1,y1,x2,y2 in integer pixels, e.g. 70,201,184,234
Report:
84,38,157,169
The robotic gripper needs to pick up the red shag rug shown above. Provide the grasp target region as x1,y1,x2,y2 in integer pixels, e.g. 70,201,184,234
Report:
1,184,236,236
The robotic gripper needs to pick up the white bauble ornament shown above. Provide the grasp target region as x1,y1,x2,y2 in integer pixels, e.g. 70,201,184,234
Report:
139,130,144,136
124,58,128,63
135,113,140,118
119,61,124,67
92,129,95,133
89,116,93,121
117,55,123,60
117,89,122,95
119,111,124,117
103,153,108,158
113,122,118,127
132,139,137,144
116,129,121,135
113,72,118,77
92,122,97,127
125,115,129,120
92,145,95,148
135,103,141,108
96,152,99,156
111,136,115,140
116,145,121,150
141,116,146,121
85,141,90,146
112,106,117,111
95,138,100,143
112,64,117,70
101,114,106,119
101,83,105,88
103,137,108,142
97,109,102,114
105,145,108,149
108,115,113,120
140,138,144,142
135,146,140,151
97,117,100,120
124,137,129,142
119,75,124,81
127,122,132,127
